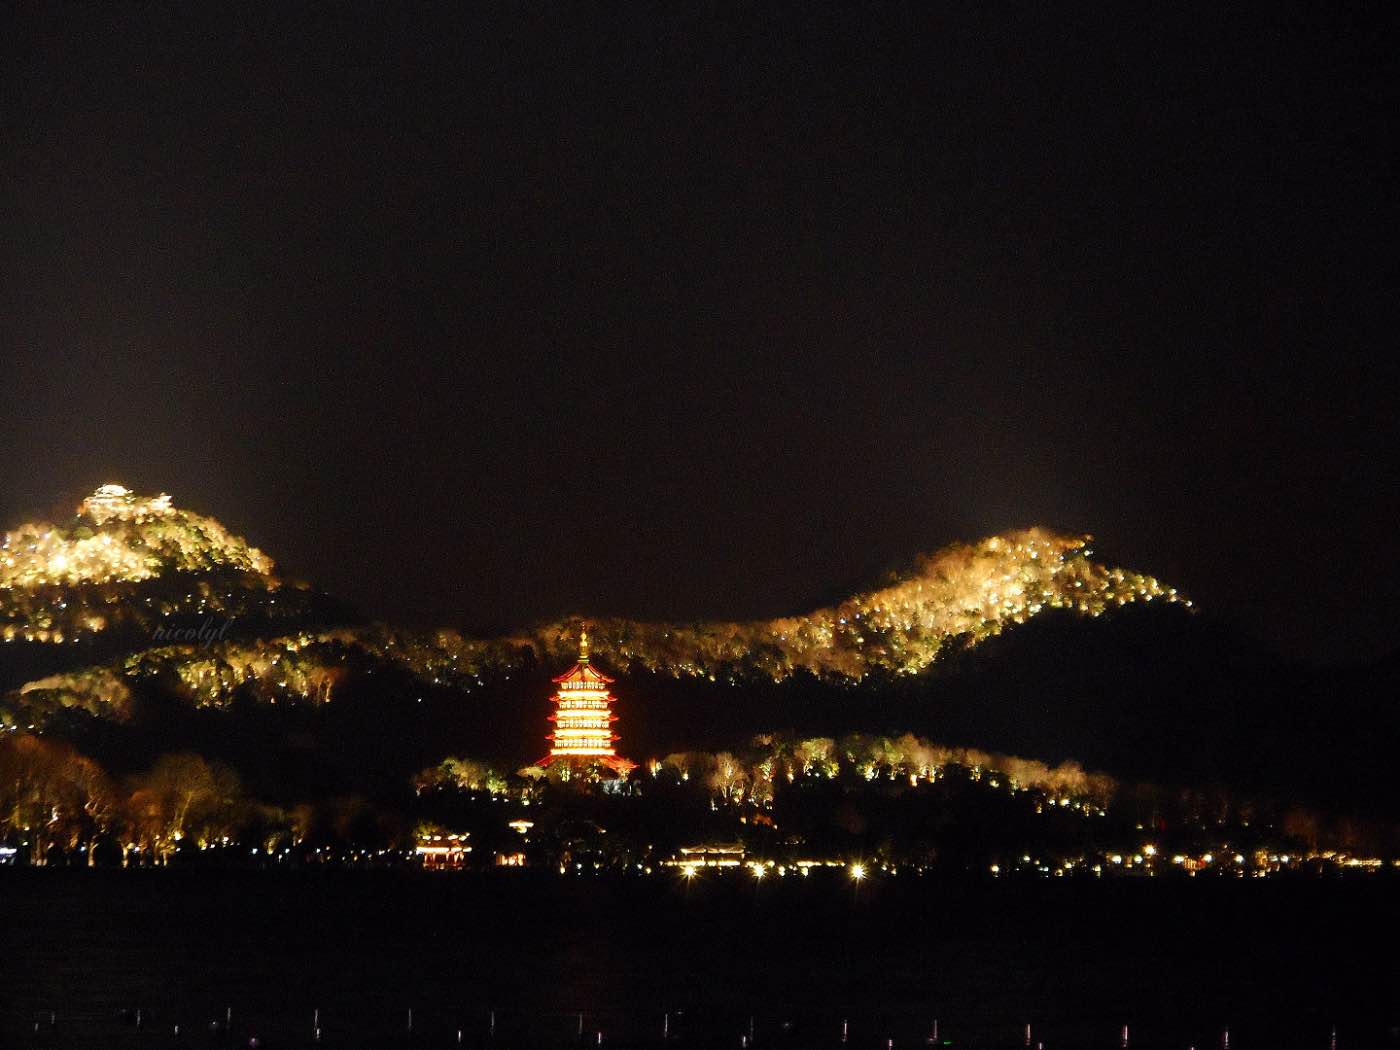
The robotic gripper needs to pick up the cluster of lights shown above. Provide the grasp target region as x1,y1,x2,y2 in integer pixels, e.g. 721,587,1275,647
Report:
0,580,296,647
16,496,1383,879
4,634,358,734
646,736,1114,811
4,516,1188,733
519,528,1186,683
1,486,280,646
8,721,1395,875
666,855,883,882
1,485,273,594
354,528,1188,693
979,844,1399,880
15,667,131,717
416,756,512,795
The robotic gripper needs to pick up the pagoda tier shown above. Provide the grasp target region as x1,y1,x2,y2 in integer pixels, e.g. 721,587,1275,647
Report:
537,628,633,773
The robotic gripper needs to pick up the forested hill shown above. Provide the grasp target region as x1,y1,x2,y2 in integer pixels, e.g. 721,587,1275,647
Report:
6,484,1394,823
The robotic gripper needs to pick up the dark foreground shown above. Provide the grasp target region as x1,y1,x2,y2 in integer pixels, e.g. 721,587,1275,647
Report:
0,870,1395,1050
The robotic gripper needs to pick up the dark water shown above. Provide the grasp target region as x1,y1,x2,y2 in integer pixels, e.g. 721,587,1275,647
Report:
1,870,1395,1050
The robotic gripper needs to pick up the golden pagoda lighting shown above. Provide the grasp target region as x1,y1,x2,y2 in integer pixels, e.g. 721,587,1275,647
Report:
537,626,633,774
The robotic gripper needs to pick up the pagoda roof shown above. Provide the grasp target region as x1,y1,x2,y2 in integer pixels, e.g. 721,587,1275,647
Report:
553,659,614,685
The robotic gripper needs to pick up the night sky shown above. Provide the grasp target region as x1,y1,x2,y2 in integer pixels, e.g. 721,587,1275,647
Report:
1,7,1396,663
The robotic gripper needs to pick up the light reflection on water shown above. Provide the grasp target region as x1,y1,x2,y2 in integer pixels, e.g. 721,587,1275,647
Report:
2,870,1396,1049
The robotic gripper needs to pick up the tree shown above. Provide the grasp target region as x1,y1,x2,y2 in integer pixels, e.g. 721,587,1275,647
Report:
0,734,115,864
124,752,245,863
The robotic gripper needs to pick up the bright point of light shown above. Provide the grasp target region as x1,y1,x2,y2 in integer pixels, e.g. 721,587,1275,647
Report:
849,863,866,881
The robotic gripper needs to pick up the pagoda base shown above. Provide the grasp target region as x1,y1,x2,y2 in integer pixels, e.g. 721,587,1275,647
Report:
537,752,635,775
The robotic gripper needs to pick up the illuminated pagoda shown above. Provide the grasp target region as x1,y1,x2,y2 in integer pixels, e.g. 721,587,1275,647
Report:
538,627,634,775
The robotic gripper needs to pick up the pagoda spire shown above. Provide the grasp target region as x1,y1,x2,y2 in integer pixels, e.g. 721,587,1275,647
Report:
578,623,590,663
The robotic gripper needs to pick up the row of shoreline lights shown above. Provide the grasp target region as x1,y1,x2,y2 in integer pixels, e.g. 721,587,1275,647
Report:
675,859,868,881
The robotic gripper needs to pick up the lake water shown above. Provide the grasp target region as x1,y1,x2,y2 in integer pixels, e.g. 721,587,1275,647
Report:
1,870,1395,1049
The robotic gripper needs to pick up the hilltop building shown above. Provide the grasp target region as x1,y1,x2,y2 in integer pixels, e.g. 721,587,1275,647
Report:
80,484,174,524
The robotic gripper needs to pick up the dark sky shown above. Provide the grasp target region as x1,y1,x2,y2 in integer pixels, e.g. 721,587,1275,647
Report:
1,7,1396,663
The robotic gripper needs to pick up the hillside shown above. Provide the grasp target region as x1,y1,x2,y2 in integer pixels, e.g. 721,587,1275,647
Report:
0,485,358,688
1,486,1184,732
3,484,1393,828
